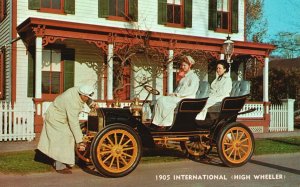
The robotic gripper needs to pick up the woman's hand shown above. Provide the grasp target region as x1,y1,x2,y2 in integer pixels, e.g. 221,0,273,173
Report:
77,142,86,151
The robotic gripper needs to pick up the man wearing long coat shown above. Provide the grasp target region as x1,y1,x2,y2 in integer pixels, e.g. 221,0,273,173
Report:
38,85,94,174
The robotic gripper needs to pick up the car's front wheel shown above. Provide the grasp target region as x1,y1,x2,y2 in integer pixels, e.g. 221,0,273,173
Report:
90,124,142,177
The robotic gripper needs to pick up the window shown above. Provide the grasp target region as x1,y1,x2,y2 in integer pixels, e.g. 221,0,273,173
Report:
208,0,239,33
0,0,7,22
42,49,62,97
40,0,64,13
167,0,183,25
158,0,192,28
98,0,138,22
0,48,5,99
28,0,75,14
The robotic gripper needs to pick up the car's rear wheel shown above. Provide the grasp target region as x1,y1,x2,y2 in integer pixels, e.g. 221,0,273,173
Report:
217,122,254,167
91,124,142,177
180,140,204,157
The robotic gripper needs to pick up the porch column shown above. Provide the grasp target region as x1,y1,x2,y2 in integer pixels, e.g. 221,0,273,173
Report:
263,57,269,102
167,50,174,94
107,44,114,100
35,37,42,99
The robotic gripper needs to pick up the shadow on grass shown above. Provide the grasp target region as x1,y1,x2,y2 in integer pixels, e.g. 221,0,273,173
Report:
34,149,54,166
265,137,300,147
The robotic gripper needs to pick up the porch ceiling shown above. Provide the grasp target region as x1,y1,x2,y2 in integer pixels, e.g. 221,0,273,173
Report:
17,17,275,57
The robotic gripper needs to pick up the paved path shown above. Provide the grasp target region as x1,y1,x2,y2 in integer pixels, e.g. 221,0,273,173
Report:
0,153,300,187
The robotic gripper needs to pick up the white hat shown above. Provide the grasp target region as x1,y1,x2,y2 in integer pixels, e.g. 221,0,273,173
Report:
78,85,94,99
183,55,195,65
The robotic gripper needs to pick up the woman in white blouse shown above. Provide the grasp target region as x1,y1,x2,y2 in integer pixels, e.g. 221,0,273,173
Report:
152,55,200,129
196,60,232,120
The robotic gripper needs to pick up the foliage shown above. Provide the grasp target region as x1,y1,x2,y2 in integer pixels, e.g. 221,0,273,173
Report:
246,0,268,42
270,32,300,58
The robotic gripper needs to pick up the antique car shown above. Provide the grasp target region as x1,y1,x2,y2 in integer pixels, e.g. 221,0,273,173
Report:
76,82,255,178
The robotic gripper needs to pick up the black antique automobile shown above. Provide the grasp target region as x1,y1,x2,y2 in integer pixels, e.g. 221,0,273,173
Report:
76,81,255,178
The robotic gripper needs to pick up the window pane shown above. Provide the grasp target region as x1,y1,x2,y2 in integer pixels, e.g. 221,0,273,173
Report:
109,0,116,16
167,4,174,23
42,72,50,94
51,50,61,72
41,0,51,8
174,5,181,24
223,0,228,12
217,12,222,28
222,12,228,29
174,0,181,5
42,50,51,71
217,0,222,11
51,72,60,94
117,0,125,17
52,0,61,9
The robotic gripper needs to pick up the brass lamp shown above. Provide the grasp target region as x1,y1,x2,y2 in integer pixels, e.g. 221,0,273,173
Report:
130,97,142,117
223,35,234,64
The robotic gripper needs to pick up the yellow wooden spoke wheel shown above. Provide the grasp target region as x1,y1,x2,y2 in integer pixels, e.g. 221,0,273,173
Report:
75,123,92,163
91,124,142,177
217,122,254,167
180,140,205,157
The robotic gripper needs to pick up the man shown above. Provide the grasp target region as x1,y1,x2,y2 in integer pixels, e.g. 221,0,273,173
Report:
37,85,96,174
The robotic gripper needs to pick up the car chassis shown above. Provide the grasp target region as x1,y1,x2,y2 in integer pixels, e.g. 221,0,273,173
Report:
76,85,255,177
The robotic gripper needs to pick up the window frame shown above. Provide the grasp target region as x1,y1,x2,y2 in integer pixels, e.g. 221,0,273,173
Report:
41,49,64,100
166,0,184,28
0,0,7,22
107,0,130,22
39,0,65,14
215,0,231,33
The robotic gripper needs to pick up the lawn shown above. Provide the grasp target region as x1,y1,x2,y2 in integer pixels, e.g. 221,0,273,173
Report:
1,136,300,174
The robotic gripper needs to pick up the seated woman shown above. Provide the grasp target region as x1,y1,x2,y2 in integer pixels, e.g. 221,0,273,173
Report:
196,60,232,120
152,55,200,129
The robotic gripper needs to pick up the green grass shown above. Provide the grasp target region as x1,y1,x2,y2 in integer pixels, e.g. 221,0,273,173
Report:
0,150,53,174
254,136,300,155
1,136,300,174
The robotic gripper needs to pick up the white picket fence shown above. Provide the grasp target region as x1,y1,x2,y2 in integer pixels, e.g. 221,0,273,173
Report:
269,99,294,132
0,101,35,141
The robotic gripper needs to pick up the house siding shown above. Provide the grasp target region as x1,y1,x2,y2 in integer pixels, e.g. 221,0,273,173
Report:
0,0,11,101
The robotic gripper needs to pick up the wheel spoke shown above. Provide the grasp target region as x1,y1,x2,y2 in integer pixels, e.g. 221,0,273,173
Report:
109,156,116,168
103,154,113,163
116,157,120,169
228,148,234,158
119,133,125,145
233,150,237,160
240,138,249,144
100,150,112,155
225,145,233,152
240,147,247,154
223,142,233,146
114,132,118,145
106,136,115,146
120,155,128,165
238,132,245,141
123,147,134,151
237,149,242,159
122,139,132,147
122,152,133,158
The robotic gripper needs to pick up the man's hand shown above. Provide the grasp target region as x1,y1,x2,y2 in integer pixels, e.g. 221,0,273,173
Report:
77,142,86,151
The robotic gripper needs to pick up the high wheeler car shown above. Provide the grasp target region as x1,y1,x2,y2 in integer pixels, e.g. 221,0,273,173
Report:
76,82,255,178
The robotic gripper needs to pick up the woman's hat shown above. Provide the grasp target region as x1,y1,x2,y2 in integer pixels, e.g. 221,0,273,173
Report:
183,55,195,65
78,85,94,99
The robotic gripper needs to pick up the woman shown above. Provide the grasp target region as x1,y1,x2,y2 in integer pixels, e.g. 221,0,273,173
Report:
152,55,200,128
196,60,232,120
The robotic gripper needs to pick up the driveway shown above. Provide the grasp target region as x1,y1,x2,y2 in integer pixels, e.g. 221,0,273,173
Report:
1,152,300,187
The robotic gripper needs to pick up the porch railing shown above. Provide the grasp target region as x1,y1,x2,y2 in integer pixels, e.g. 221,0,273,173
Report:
0,101,35,141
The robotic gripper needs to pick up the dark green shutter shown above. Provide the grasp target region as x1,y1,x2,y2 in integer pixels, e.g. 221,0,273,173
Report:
158,0,167,25
208,0,217,30
62,49,75,91
64,0,75,14
231,0,239,33
184,0,193,27
129,0,138,21
98,0,109,18
27,49,35,97
28,0,40,10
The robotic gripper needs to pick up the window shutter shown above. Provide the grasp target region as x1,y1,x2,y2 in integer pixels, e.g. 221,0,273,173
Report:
28,0,40,10
0,50,4,99
98,0,109,18
158,0,167,25
64,0,75,14
129,0,138,22
208,0,217,30
231,0,239,33
27,49,35,97
184,0,193,27
62,49,75,91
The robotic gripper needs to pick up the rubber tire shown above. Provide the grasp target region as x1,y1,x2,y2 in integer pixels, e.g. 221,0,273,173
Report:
217,122,254,167
90,124,142,177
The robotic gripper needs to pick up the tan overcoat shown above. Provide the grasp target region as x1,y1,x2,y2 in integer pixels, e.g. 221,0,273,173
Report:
37,87,84,165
